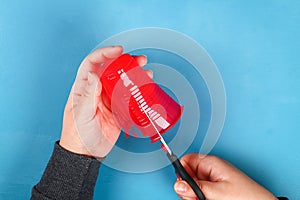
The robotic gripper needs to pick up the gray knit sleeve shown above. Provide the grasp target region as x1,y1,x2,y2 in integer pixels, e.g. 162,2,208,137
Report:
31,142,101,200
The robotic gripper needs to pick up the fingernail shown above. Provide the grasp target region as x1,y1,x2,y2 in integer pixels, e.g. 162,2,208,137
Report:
175,181,187,193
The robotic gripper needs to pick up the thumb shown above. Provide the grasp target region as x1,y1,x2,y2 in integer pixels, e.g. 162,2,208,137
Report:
76,72,101,121
174,180,219,199
85,72,102,98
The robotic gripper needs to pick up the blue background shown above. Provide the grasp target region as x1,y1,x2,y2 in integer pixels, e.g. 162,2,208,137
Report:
0,0,299,199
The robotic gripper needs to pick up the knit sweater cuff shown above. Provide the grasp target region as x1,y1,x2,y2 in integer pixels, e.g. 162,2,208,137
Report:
32,141,101,200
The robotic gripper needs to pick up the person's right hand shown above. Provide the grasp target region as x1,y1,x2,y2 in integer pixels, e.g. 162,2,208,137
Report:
174,153,277,200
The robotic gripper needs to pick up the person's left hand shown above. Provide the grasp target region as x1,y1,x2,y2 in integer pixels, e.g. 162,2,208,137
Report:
59,46,147,158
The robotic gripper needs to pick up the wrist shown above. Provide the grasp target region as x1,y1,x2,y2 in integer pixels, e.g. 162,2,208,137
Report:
59,127,97,157
58,139,105,161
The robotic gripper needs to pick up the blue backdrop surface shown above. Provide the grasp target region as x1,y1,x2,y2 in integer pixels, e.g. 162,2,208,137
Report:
0,0,299,199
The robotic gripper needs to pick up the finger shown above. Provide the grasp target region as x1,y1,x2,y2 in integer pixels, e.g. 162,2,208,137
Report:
76,46,123,81
174,180,221,200
133,55,152,78
86,46,123,64
145,69,153,79
85,72,102,97
180,153,210,180
75,72,101,122
180,153,208,166
178,196,199,200
132,55,147,67
179,158,198,179
174,180,200,199
181,153,231,182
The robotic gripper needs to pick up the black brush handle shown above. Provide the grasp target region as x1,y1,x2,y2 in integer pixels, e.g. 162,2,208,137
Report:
167,152,206,200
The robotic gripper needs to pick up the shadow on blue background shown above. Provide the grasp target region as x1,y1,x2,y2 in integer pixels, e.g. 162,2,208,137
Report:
0,0,299,199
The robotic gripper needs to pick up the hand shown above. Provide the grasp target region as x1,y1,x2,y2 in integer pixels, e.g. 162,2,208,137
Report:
59,46,147,158
174,153,277,200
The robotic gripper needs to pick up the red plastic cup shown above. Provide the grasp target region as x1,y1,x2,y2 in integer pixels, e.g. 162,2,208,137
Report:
100,54,183,143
